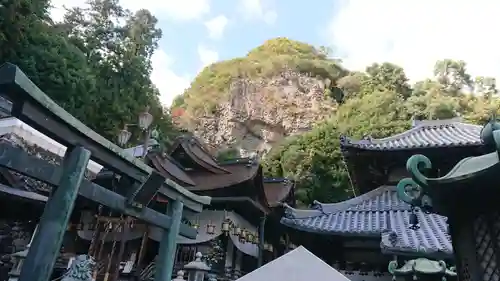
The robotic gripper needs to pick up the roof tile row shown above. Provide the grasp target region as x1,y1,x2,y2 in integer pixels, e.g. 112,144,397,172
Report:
340,119,482,151
281,186,452,257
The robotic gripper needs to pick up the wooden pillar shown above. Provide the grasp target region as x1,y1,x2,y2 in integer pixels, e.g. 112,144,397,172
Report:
19,146,90,281
224,238,234,268
257,216,266,267
154,199,183,281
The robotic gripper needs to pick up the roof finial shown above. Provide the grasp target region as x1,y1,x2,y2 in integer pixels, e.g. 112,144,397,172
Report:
411,115,418,127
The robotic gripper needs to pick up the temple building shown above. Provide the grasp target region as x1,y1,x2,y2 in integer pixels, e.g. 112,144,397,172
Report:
88,135,295,280
280,118,484,281
0,113,294,281
396,119,500,281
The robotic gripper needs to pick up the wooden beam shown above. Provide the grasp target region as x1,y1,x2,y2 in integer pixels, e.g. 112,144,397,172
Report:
127,170,164,208
19,146,90,281
0,142,197,239
0,63,210,212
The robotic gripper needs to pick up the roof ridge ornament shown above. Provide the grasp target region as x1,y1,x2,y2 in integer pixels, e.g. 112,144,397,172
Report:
310,200,327,214
388,258,455,281
480,116,500,151
396,154,432,208
398,117,500,212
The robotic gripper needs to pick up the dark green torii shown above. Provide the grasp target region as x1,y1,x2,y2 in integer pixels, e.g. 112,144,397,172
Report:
0,63,211,281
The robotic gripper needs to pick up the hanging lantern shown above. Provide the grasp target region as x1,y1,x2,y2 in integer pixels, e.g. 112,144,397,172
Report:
192,222,200,230
138,106,153,130
253,235,259,244
221,217,231,235
206,222,216,235
239,229,247,243
117,125,132,146
268,244,274,252
246,232,255,243
279,236,286,245
233,225,241,236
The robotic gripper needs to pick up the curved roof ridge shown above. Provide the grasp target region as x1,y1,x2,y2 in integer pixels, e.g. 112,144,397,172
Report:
412,117,463,126
264,178,294,207
340,120,482,150
147,152,196,187
180,138,230,174
313,185,396,212
282,203,324,219
283,186,404,219
264,177,293,182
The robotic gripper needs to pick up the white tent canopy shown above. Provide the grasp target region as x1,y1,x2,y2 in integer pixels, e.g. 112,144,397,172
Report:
236,246,352,281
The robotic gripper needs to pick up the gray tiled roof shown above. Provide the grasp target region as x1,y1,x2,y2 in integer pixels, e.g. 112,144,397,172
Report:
340,118,482,151
281,186,452,258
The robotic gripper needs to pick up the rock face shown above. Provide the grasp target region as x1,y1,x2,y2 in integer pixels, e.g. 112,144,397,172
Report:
188,70,337,157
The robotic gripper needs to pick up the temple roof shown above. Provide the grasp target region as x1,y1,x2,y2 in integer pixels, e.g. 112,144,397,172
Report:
263,178,295,207
170,135,229,174
396,120,500,216
149,154,261,191
281,186,452,258
340,118,482,151
139,135,295,208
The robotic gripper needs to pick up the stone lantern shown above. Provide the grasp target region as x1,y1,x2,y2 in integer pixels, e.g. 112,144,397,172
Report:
8,225,38,281
172,270,186,281
184,252,211,281
8,249,28,281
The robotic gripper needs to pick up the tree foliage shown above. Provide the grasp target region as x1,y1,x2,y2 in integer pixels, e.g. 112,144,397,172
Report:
264,57,500,206
173,37,348,116
0,0,179,147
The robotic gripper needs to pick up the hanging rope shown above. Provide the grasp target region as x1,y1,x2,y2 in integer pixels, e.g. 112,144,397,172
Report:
88,205,104,257
93,219,112,280
103,216,122,281
112,216,130,281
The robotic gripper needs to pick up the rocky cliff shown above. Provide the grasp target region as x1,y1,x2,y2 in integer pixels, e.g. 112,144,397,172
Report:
172,38,346,157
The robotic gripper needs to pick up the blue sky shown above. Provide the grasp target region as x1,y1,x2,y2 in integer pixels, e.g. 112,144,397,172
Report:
50,0,500,106
158,1,333,75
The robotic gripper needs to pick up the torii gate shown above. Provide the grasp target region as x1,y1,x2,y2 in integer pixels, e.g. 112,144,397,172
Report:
0,62,211,281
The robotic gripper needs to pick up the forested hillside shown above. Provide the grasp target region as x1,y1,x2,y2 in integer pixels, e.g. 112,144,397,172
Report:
2,1,498,208
263,59,500,206
0,0,179,147
172,37,500,206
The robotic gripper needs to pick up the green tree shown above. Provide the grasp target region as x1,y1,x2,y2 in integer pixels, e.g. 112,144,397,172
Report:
60,0,177,145
263,57,499,205
264,122,353,206
434,59,472,95
364,62,412,98
475,76,498,100
0,0,179,148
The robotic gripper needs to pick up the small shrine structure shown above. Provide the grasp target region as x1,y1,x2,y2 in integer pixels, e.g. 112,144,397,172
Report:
397,119,500,281
280,118,483,281
90,135,295,280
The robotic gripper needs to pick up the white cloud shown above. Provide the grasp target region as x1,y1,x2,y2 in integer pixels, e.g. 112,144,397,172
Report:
328,0,500,83
204,15,229,40
151,50,192,106
197,45,220,70
239,0,277,25
49,0,210,22
49,0,85,22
